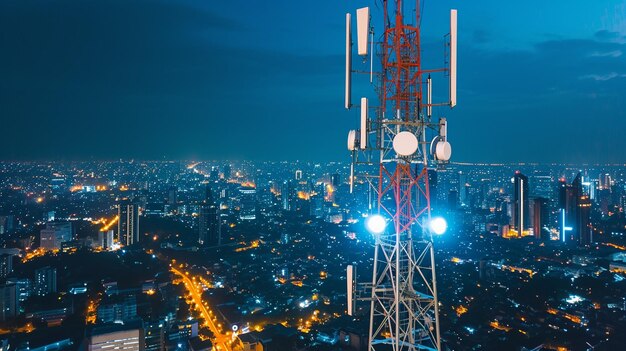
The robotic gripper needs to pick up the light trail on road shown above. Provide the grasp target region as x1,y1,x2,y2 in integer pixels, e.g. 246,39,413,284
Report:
171,267,236,351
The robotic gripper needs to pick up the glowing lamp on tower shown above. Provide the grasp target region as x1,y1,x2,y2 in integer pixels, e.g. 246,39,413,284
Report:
429,217,447,235
366,214,387,235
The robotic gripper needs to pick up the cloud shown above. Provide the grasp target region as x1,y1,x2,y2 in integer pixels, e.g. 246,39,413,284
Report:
589,50,622,57
579,72,626,81
451,31,626,163
594,29,622,41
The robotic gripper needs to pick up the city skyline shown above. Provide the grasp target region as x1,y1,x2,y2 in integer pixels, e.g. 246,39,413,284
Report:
1,1,626,350
1,1,626,162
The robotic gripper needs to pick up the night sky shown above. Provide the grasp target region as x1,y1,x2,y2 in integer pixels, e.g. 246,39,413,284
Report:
1,0,625,162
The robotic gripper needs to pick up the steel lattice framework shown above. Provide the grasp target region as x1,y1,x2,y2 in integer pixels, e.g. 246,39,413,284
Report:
350,1,454,350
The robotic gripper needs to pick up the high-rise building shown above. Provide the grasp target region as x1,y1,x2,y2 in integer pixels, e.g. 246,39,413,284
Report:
144,320,165,351
295,170,303,181
210,166,219,181
0,254,13,278
97,295,137,323
6,278,31,304
512,172,529,236
458,171,468,207
530,172,553,199
118,199,140,246
0,283,17,322
331,173,340,188
281,180,293,211
167,187,178,205
599,173,612,190
223,164,231,180
86,321,144,351
558,173,592,245
578,194,592,245
98,230,114,250
531,197,549,240
35,266,57,296
198,188,221,246
239,187,256,220
448,189,459,209
598,188,611,216
0,215,14,235
39,222,72,250
168,320,198,344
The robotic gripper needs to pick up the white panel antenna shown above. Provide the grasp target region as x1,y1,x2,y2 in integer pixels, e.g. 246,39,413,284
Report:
349,162,354,194
345,13,352,109
439,118,447,140
347,265,355,316
449,9,457,107
356,7,370,56
360,97,368,150
427,75,432,117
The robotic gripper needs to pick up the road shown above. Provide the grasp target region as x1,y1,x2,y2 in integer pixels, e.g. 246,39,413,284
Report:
171,267,236,351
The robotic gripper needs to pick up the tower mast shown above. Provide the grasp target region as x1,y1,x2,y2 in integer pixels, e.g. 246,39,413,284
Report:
344,1,458,350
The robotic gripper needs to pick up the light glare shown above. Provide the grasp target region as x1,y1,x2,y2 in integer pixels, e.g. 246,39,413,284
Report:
366,214,386,234
429,217,447,235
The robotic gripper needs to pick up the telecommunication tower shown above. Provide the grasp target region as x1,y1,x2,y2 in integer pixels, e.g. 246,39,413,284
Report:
343,1,458,351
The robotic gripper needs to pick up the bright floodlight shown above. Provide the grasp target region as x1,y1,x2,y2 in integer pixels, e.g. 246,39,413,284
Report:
366,214,387,235
429,217,447,235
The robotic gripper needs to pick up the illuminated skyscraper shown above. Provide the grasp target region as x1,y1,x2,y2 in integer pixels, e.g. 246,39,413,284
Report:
330,173,340,188
558,173,591,245
578,194,592,245
118,199,140,246
458,171,468,206
39,222,72,250
0,283,17,322
86,321,144,351
210,166,219,180
281,180,293,211
223,164,231,180
512,172,529,236
239,187,256,220
531,197,549,240
98,230,114,250
35,266,56,296
167,186,177,205
199,188,220,246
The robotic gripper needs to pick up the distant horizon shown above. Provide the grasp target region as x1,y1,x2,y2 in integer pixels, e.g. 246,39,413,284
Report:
1,158,626,167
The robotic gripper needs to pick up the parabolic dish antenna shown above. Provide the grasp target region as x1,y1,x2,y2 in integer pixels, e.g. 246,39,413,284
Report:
430,135,443,157
347,130,357,151
435,141,452,161
392,131,419,156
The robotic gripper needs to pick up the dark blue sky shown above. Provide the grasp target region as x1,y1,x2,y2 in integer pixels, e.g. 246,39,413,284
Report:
1,0,625,162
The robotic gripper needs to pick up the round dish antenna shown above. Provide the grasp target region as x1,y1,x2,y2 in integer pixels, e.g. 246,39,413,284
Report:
392,131,419,156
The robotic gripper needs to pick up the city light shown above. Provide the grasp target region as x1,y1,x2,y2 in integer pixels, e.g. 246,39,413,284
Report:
365,214,386,235
429,217,447,235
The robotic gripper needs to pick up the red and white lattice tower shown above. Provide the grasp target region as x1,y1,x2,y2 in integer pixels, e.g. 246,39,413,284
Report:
344,2,457,350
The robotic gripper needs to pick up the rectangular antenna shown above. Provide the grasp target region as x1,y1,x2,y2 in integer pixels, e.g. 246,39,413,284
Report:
356,7,370,56
347,265,355,316
439,118,447,140
345,13,352,109
427,76,432,117
349,162,354,194
450,9,457,107
360,97,368,149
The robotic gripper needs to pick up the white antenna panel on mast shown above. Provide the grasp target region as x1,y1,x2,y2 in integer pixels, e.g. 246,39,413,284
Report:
360,97,368,150
450,9,457,107
356,7,370,56
345,13,352,109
